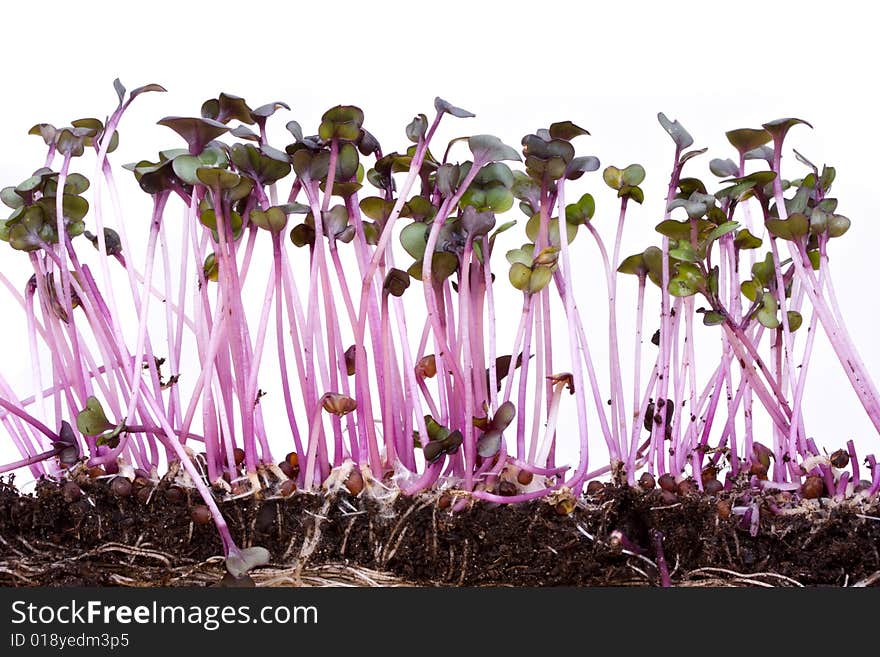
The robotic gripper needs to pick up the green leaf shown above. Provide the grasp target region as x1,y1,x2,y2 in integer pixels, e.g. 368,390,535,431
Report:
668,241,700,262
203,253,218,281
473,162,515,188
469,135,521,163
622,164,645,186
400,222,429,259
766,213,809,240
529,265,553,293
603,166,622,190
621,186,645,204
786,311,803,332
76,396,115,436
359,197,395,225
706,221,739,242
525,212,577,246
506,246,533,267
196,167,241,189
617,253,647,276
334,143,359,181
756,295,780,329
226,176,254,202
199,209,243,240
290,223,315,247
37,194,89,223
565,193,595,225
642,246,665,286
741,279,761,302
489,219,516,246
700,310,724,326
402,196,436,221
734,228,762,250
655,219,712,241
828,214,850,238
201,92,255,125
820,166,836,193
707,265,719,297
668,262,705,297
725,128,771,154
715,171,777,203
657,112,694,149
43,172,91,197
432,253,460,281
678,178,707,196
480,187,514,213
250,206,288,233
508,262,531,291
229,143,291,186
751,253,775,286
171,155,203,186
318,105,364,142
1,186,24,209
549,120,589,141
7,206,47,251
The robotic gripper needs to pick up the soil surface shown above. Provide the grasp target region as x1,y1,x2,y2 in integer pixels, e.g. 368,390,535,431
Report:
1,475,879,587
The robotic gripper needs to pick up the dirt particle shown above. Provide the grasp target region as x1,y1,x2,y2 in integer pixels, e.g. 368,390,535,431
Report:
658,474,676,493
110,477,132,498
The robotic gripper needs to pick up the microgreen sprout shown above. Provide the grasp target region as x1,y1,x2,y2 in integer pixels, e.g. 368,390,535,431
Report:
1,82,878,576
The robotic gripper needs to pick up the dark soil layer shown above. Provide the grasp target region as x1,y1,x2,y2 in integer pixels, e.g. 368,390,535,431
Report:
1,476,879,587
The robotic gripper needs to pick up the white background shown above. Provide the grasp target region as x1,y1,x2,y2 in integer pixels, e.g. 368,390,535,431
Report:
1,0,878,480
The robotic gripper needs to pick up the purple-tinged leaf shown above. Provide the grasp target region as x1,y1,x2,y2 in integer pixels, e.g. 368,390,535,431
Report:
566,155,600,180
657,112,694,150
158,116,230,154
434,97,475,118
492,401,516,431
406,114,428,143
251,101,289,120
469,134,522,164
129,83,166,100
761,117,813,143
678,147,707,166
709,157,739,178
113,78,126,103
